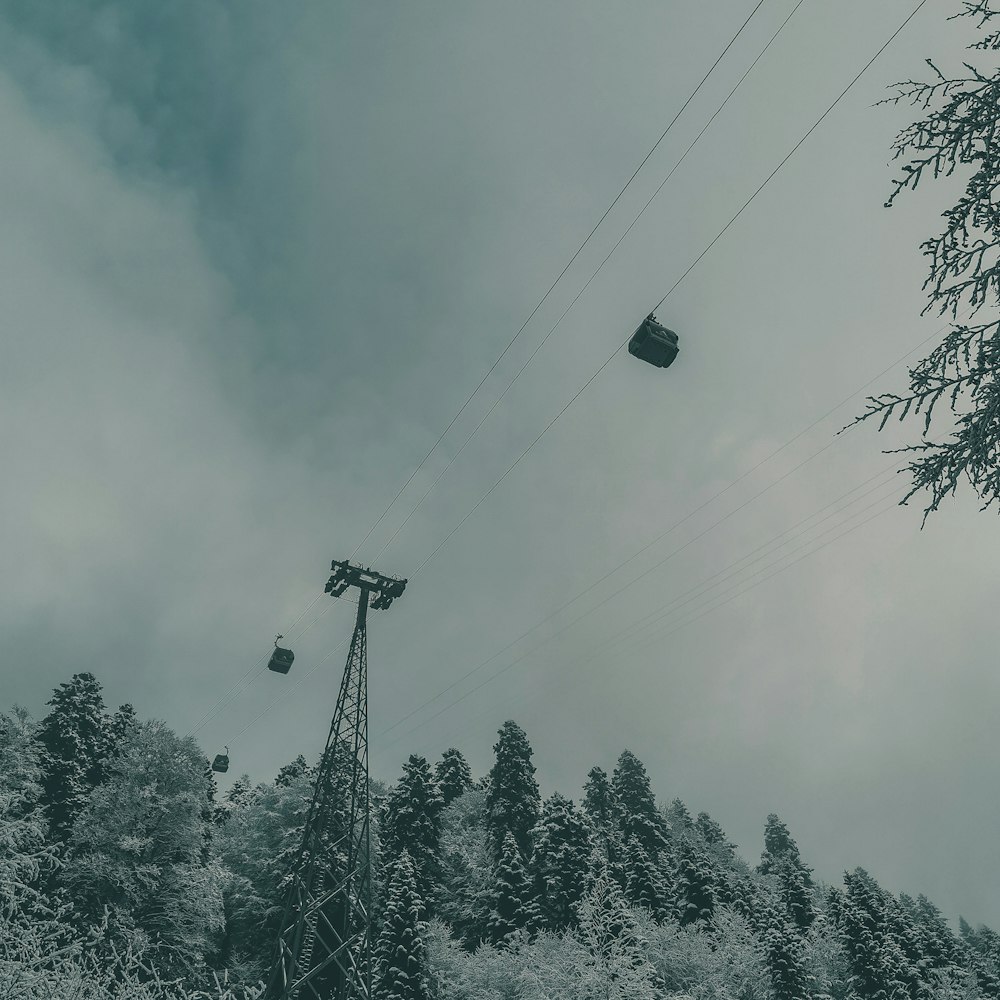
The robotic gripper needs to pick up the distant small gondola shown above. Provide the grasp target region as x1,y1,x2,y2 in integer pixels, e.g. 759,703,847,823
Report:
628,313,679,369
212,748,230,774
268,635,295,675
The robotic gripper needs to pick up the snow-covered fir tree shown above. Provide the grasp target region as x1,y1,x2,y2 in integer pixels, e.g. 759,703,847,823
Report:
37,673,110,842
376,850,431,1000
486,830,536,945
381,754,445,906
758,813,816,931
695,810,731,850
832,868,921,1000
758,813,810,877
665,797,694,831
530,792,593,931
484,721,540,862
960,920,1000,1000
224,775,258,811
762,905,815,1000
612,750,668,859
674,837,717,928
104,703,137,762
583,765,617,831
274,753,310,787
623,835,670,922
434,748,473,807
904,894,962,974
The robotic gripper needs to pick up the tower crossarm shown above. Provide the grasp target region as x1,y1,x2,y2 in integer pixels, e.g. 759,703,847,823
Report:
325,559,407,610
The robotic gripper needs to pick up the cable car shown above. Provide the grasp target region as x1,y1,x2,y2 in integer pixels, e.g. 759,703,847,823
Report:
212,748,230,774
268,635,294,675
628,313,679,368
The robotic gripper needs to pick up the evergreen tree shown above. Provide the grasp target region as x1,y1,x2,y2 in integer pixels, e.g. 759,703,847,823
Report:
665,797,694,831
778,857,816,932
720,868,764,926
382,755,445,904
674,837,716,927
434,748,473,807
962,919,1000,967
695,811,734,851
763,905,815,1000
758,813,815,930
962,924,1000,1000
224,775,258,811
758,813,809,877
854,2,1000,521
583,764,629,886
275,753,310,787
695,811,740,897
951,913,1000,999
582,765,617,831
623,835,669,921
484,721,539,861
907,894,961,972
883,893,936,998
834,868,918,1000
830,881,889,1000
376,850,430,1000
105,703,137,755
530,793,593,931
37,672,109,842
612,750,668,859
485,830,536,945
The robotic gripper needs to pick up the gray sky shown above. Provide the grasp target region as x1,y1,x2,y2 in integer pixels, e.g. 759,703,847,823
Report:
3,0,998,927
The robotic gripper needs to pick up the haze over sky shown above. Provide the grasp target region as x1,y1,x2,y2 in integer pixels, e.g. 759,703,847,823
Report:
3,0,998,927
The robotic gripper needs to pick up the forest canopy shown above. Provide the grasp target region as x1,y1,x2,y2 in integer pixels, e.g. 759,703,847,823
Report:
2,672,999,999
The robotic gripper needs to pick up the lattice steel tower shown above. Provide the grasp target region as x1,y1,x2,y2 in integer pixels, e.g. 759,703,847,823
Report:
268,560,406,1000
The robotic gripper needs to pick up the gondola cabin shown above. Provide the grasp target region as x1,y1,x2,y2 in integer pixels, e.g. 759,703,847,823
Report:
268,644,295,675
628,314,679,368
212,751,230,774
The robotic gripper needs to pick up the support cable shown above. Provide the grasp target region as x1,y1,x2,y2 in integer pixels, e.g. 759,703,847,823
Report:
380,473,901,753
408,0,930,580
370,304,952,744
350,2,770,563
185,4,773,748
398,487,903,756
223,463,891,756
223,296,949,757
198,0,931,759
373,0,807,567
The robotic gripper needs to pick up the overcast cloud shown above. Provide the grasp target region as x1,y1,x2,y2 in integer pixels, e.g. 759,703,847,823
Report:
2,0,998,927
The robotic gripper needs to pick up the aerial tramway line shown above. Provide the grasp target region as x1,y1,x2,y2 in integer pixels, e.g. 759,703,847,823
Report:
195,0,840,790
185,3,932,998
